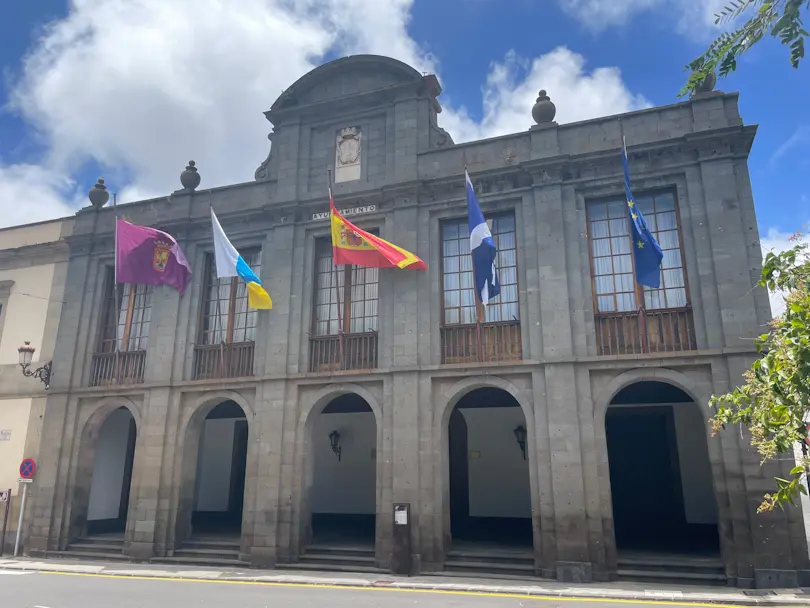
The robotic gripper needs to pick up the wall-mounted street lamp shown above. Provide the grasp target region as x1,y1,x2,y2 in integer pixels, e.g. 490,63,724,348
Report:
329,430,342,461
513,424,527,460
18,342,52,389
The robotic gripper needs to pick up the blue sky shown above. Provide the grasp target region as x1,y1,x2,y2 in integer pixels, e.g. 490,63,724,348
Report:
0,0,807,249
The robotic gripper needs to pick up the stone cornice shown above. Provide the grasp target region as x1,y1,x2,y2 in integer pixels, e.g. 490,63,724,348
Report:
0,280,13,299
0,240,70,269
44,346,756,398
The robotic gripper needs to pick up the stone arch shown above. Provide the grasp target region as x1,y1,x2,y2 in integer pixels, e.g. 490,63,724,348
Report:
271,55,422,111
174,390,254,549
593,368,711,424
291,383,385,563
434,375,540,562
593,369,725,571
68,397,141,542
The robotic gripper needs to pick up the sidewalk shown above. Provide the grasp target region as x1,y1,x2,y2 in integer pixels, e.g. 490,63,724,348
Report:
1,556,808,605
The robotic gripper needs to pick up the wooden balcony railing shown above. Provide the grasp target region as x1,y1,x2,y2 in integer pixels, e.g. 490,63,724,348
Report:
595,307,697,356
441,321,522,364
90,350,147,386
193,341,254,380
309,332,378,372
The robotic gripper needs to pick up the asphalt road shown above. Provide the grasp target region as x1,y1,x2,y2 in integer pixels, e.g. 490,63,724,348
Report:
0,570,740,608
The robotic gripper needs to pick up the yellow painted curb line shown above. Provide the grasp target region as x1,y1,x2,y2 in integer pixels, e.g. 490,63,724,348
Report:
39,570,753,607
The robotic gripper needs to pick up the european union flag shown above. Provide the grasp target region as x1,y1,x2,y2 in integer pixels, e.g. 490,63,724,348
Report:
622,138,663,288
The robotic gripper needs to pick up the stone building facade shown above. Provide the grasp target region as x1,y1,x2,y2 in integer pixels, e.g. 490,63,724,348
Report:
24,55,809,588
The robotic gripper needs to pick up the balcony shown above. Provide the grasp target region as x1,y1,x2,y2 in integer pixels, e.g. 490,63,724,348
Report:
193,341,255,380
90,350,147,386
595,307,697,356
309,332,378,372
441,321,522,364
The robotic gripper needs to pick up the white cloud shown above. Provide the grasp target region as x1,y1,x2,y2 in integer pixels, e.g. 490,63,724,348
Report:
558,0,729,37
441,48,650,142
0,164,78,227
760,227,801,317
0,0,646,228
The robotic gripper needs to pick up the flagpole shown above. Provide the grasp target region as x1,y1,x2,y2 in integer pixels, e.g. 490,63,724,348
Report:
328,169,346,369
210,204,227,377
620,126,649,353
465,163,485,362
113,191,122,382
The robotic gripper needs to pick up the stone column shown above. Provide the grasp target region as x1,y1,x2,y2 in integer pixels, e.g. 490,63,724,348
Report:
248,380,287,567
126,388,171,560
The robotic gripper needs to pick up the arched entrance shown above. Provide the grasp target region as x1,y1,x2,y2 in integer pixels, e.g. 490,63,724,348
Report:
190,400,249,539
446,387,533,570
64,405,138,557
86,407,137,535
606,381,719,557
310,394,377,546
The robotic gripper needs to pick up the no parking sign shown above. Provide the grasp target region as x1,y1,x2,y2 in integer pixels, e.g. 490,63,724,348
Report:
19,458,36,482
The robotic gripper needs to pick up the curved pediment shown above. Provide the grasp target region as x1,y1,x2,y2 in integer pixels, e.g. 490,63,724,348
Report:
271,55,423,112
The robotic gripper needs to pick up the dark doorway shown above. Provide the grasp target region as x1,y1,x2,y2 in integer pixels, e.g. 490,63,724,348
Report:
86,407,137,535
311,394,376,546
606,382,719,555
191,401,248,536
449,408,469,539
447,388,532,548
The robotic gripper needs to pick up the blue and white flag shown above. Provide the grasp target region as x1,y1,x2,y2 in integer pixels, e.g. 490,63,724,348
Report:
622,137,663,288
466,170,500,307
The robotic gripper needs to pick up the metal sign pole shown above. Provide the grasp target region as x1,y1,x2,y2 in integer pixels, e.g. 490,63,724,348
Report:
13,483,27,557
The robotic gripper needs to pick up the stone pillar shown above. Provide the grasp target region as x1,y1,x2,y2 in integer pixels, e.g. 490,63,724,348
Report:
247,380,286,567
125,388,170,560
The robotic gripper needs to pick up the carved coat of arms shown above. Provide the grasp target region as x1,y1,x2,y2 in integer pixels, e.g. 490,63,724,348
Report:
336,127,361,167
153,240,172,272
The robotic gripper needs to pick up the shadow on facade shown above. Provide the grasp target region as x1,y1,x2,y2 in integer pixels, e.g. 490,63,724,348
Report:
606,381,719,557
310,393,377,547
448,387,532,550
72,406,137,541
188,400,248,538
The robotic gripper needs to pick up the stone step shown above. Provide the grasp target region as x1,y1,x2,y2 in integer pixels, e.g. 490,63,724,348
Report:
447,550,534,566
300,552,376,565
49,550,131,562
67,541,125,553
182,540,241,552
276,562,385,574
82,536,125,545
618,557,725,577
151,556,247,568
305,545,375,558
444,559,536,576
617,568,728,586
174,548,241,559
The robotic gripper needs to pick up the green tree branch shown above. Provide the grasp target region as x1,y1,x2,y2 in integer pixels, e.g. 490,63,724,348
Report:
680,0,809,97
710,236,810,511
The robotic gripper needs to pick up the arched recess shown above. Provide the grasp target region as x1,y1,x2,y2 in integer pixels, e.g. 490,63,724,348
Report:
68,398,141,543
435,376,539,562
175,392,253,546
294,383,384,562
598,374,722,561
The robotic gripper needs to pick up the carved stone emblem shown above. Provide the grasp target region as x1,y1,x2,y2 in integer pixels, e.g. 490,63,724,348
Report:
334,126,362,183
336,127,361,167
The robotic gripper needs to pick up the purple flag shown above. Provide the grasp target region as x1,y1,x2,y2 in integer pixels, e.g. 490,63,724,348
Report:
116,219,192,294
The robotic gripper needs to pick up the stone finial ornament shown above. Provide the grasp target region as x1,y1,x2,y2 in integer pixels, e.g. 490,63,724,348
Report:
88,178,110,208
694,70,717,95
180,160,201,191
532,90,556,125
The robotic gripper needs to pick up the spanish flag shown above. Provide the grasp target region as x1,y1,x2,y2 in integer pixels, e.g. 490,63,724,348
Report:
330,191,427,270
